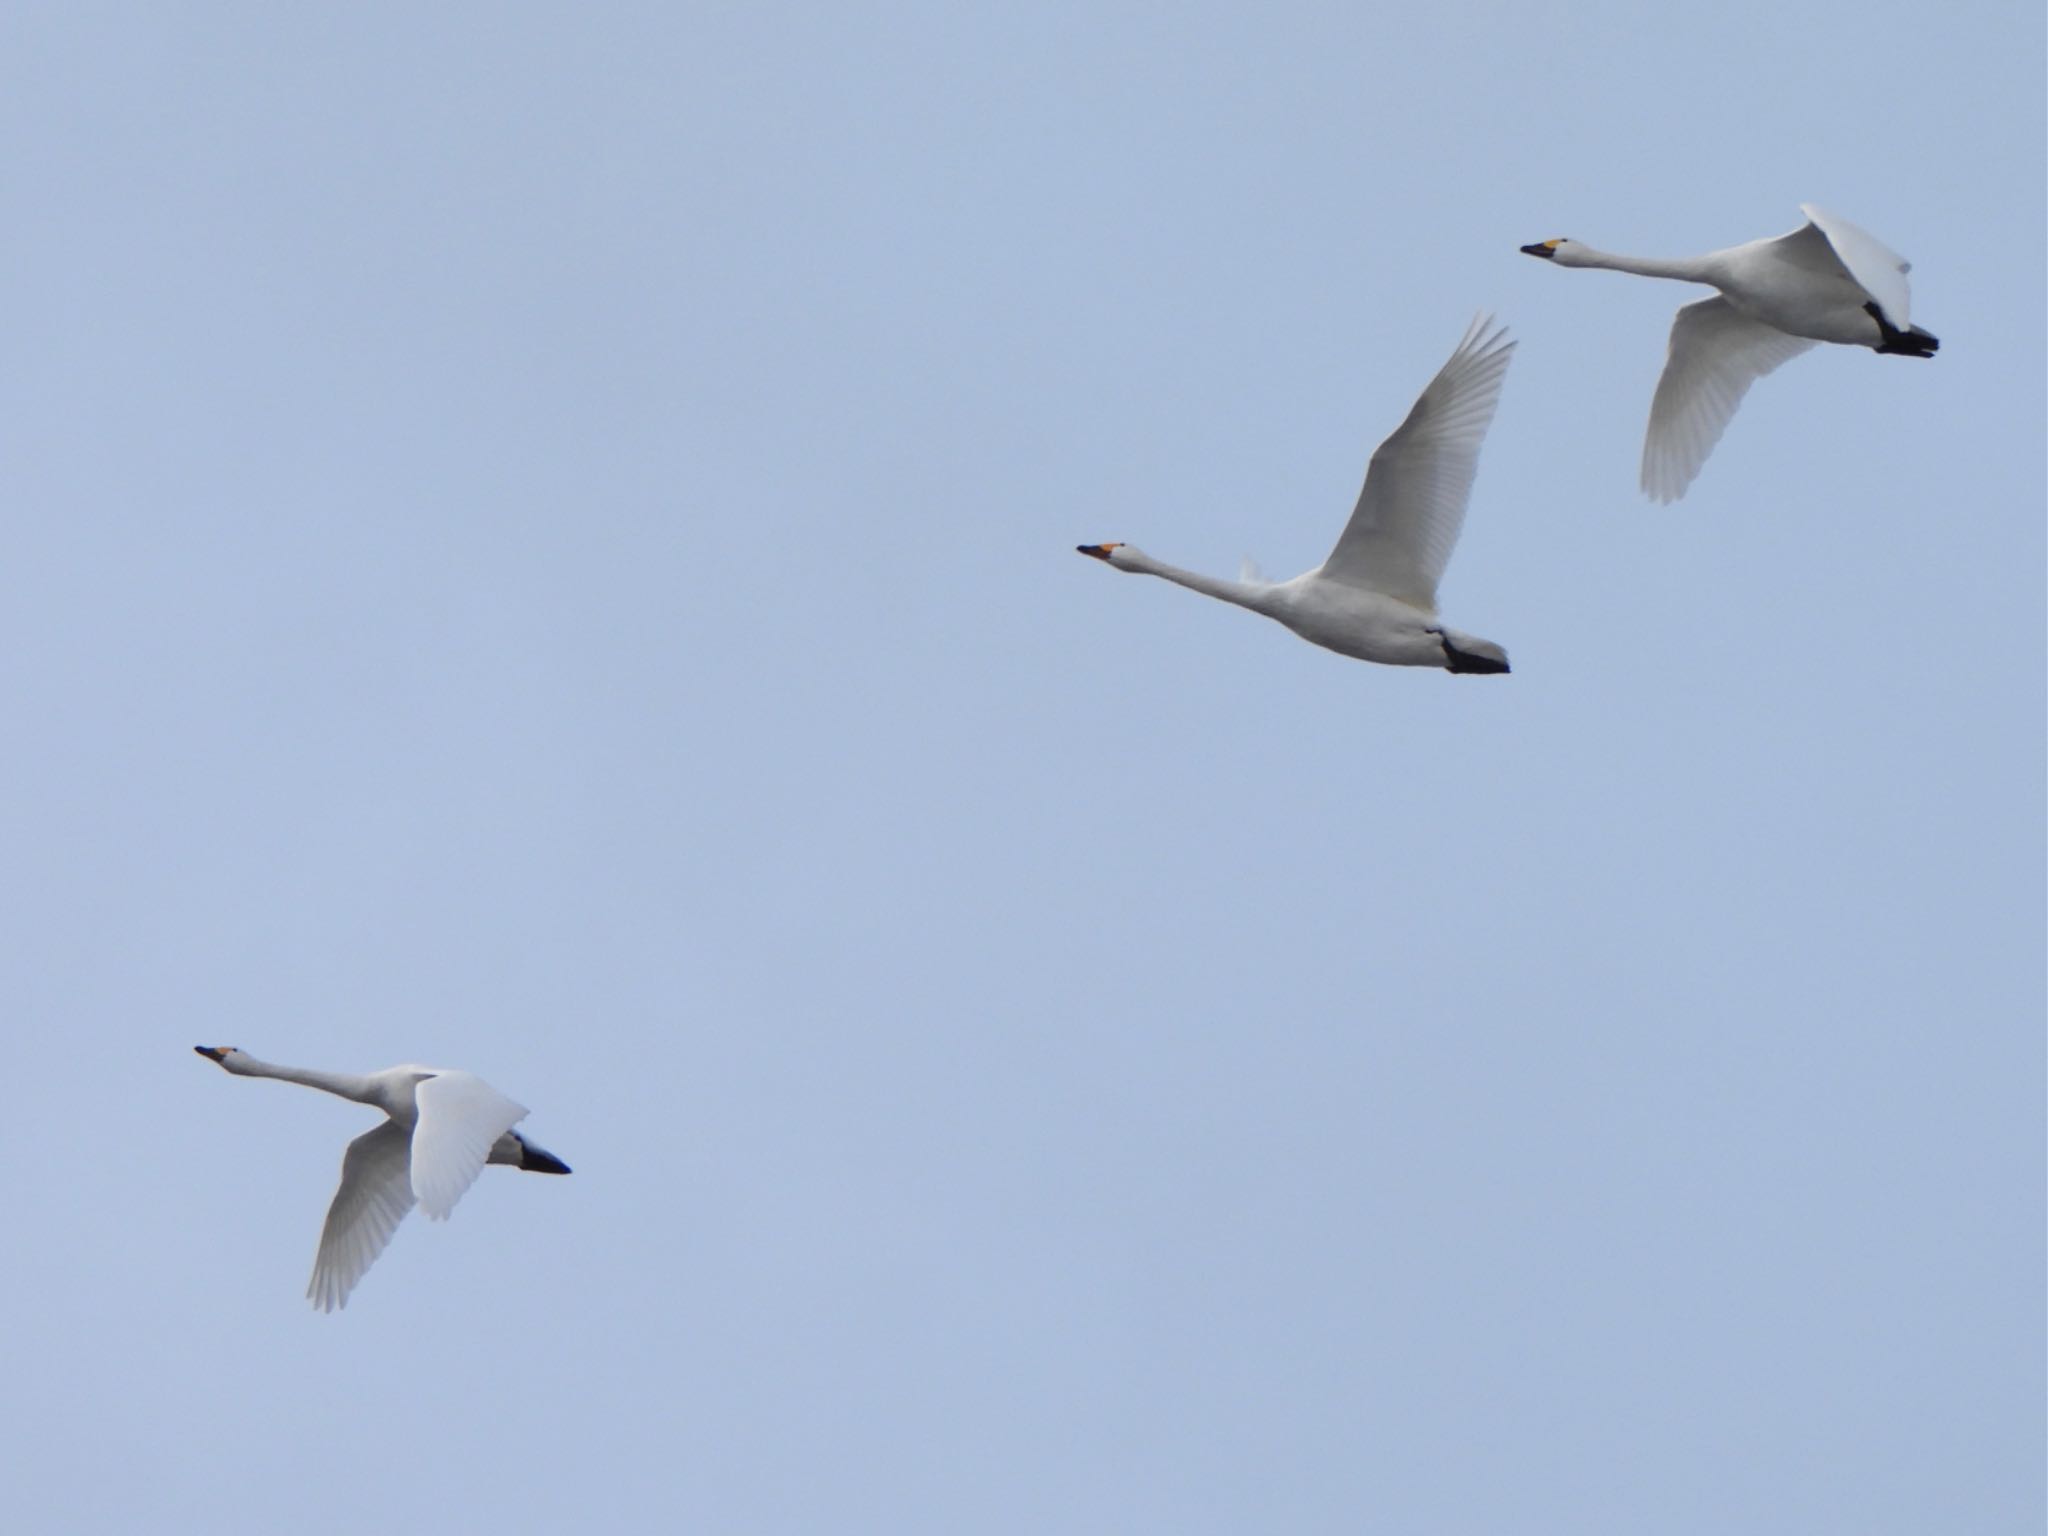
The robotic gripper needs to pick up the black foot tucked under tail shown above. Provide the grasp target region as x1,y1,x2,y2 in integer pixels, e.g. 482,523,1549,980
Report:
1440,638,1510,675
1865,301,1939,358
516,1134,572,1175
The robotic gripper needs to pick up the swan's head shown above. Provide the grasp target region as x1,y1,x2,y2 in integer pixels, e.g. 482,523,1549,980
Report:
1520,237,1588,265
1076,542,1145,571
195,1045,242,1068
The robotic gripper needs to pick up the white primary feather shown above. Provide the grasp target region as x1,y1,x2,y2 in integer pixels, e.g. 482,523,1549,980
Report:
310,1121,416,1313
1320,316,1516,610
410,1071,528,1221
1643,298,1817,504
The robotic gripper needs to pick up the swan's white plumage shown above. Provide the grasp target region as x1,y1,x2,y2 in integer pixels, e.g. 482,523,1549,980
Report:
410,1071,528,1221
195,1046,568,1311
1644,298,1817,504
1076,317,1514,673
1324,317,1515,610
311,1121,416,1313
1524,205,1935,502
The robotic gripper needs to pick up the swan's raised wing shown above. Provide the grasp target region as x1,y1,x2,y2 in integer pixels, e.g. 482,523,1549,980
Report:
1798,204,1912,329
1642,297,1816,503
410,1071,527,1220
1320,317,1514,610
309,1120,416,1312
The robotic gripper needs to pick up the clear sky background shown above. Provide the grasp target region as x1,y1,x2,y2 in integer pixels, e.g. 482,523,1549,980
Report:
2,3,2040,1532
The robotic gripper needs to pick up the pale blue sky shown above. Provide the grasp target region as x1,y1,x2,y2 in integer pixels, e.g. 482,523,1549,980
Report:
2,2,2041,1532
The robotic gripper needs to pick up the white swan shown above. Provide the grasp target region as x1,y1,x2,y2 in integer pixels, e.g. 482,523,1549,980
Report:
1520,205,1938,502
194,1045,570,1311
1078,317,1515,673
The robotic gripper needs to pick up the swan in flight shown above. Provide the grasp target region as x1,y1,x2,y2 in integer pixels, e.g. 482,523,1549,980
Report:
194,1046,570,1311
1520,205,1938,502
1078,317,1515,673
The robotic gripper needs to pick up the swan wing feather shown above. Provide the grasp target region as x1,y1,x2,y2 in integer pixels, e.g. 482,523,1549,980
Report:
1797,204,1913,328
1320,316,1515,608
410,1071,528,1221
309,1120,416,1312
1642,297,1816,503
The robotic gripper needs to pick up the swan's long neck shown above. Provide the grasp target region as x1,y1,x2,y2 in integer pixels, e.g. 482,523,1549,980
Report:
227,1054,381,1104
1564,245,1719,284
1128,551,1273,612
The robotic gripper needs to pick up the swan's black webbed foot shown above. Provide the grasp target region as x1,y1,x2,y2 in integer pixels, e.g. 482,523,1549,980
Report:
1432,630,1510,674
1865,300,1939,358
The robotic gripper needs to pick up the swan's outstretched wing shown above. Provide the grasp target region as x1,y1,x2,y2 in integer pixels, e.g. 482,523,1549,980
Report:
1642,297,1817,503
410,1071,528,1220
1798,204,1912,329
1320,317,1515,609
309,1121,416,1312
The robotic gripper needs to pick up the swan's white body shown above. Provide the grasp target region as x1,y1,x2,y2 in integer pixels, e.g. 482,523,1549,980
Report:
1522,205,1938,502
195,1046,570,1311
1079,317,1516,674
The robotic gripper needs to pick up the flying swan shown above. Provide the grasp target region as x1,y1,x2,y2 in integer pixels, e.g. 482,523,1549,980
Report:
194,1045,570,1311
1520,205,1938,502
1078,316,1516,673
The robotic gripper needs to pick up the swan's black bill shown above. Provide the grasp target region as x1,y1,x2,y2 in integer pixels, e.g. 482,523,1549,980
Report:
1076,544,1115,561
1519,242,1559,260
194,1045,227,1062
